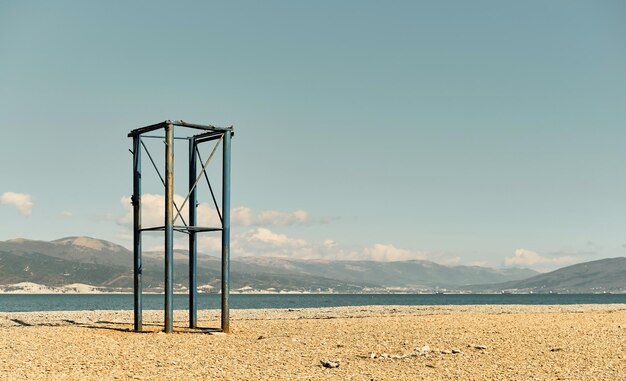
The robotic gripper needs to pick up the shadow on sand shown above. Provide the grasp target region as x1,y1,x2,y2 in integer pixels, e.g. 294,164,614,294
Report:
9,318,222,334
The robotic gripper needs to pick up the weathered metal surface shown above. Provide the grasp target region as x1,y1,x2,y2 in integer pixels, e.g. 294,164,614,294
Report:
128,120,229,138
127,121,167,138
141,135,191,140
164,123,174,334
132,136,142,332
173,120,231,131
194,131,224,143
129,122,234,334
139,225,222,233
221,130,232,333
188,137,198,329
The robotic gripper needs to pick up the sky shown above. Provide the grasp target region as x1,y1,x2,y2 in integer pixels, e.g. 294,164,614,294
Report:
1,1,625,271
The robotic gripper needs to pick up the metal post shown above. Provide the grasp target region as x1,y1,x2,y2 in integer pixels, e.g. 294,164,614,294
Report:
132,136,143,332
221,130,231,333
188,137,198,328
164,123,174,333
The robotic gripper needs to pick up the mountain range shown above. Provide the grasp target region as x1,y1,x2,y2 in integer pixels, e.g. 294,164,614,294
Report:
0,237,624,293
466,257,626,293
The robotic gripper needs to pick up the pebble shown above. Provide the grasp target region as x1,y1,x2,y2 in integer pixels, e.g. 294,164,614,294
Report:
320,359,340,368
469,344,487,350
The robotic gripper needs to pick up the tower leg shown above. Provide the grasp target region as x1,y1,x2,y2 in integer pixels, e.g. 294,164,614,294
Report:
132,136,143,332
164,123,174,333
189,137,198,328
221,131,232,333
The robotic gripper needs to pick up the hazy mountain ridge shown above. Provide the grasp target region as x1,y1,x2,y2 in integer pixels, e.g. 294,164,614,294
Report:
235,256,538,288
0,237,374,292
466,257,626,293
10,236,617,293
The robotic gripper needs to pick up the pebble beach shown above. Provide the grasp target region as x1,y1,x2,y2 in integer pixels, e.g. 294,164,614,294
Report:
1,304,625,380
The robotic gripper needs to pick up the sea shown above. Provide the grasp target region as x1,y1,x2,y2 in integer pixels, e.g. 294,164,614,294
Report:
0,293,625,312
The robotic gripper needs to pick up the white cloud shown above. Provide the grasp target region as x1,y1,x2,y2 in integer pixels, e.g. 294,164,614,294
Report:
116,195,434,263
230,207,309,226
232,207,253,226
118,196,308,229
362,244,425,261
232,228,428,262
242,228,308,248
323,239,337,248
441,256,462,265
60,211,73,219
118,194,221,228
1,192,33,216
504,248,578,269
469,260,491,267
198,236,222,252
256,209,309,226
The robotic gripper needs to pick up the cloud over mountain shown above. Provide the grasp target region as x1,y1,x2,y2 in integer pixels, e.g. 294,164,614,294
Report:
504,248,577,271
1,192,33,216
117,194,437,263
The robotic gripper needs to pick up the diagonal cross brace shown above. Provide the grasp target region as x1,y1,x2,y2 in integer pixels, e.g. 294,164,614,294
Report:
140,140,188,228
196,146,223,223
172,135,223,225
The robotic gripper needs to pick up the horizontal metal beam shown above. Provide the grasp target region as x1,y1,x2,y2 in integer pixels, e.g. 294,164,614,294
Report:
186,226,224,232
196,132,235,144
129,121,234,137
140,225,223,233
173,120,232,132
195,132,225,144
194,130,223,139
139,226,166,232
141,135,191,140
128,121,168,137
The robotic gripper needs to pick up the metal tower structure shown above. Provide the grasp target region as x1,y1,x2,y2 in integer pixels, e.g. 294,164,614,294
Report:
128,120,233,333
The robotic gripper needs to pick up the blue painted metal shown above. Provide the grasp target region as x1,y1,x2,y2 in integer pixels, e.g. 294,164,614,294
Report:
132,136,143,332
173,120,231,131
164,123,174,333
129,120,229,138
221,130,232,333
188,136,198,328
142,135,191,140
128,121,234,334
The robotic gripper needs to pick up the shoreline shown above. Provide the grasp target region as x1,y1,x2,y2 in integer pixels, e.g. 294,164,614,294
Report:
2,282,625,296
1,291,625,295
1,303,625,328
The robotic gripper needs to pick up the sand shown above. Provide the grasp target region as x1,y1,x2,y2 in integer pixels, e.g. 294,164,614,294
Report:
1,305,625,380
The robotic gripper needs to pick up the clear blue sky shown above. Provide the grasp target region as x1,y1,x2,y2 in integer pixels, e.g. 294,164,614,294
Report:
1,1,625,270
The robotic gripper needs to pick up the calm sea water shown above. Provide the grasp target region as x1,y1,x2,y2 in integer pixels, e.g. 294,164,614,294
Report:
0,293,625,312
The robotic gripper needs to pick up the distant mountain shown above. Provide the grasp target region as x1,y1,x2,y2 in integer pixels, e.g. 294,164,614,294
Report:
0,237,373,292
466,257,626,293
0,237,129,266
235,257,538,288
0,236,540,292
